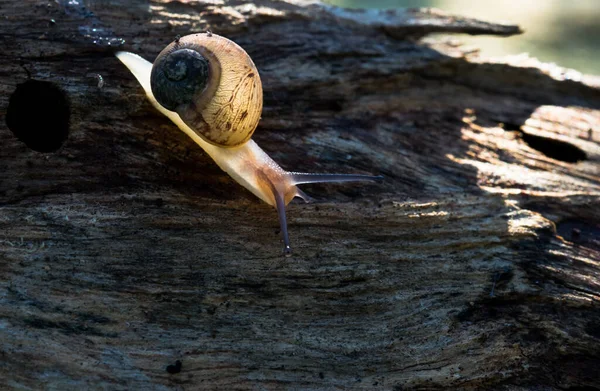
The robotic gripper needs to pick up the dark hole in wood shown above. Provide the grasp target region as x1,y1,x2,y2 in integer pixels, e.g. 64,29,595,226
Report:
166,360,182,374
501,123,587,163
6,80,70,152
556,219,600,251
500,122,521,131
520,132,587,163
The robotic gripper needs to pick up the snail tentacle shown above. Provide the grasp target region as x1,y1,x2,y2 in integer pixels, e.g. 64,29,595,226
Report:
269,181,293,256
294,188,314,203
290,173,383,185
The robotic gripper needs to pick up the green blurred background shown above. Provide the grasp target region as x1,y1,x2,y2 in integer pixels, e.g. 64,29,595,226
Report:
325,0,599,75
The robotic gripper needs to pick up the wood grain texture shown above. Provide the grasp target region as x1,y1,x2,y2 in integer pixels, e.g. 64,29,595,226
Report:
0,1,599,390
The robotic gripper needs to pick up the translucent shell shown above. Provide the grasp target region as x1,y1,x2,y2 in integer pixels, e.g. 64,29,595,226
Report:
151,33,263,148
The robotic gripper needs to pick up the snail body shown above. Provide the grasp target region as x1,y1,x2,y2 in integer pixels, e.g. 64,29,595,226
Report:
116,33,380,255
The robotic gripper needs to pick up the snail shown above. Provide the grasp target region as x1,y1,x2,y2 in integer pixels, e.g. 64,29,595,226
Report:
116,33,381,255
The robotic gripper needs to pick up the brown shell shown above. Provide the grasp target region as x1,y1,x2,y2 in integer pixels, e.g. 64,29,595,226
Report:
151,33,263,148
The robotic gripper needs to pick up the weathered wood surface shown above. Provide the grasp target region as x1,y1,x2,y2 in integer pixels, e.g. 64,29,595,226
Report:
1,1,599,390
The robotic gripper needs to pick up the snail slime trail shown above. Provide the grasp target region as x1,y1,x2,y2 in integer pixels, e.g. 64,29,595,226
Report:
116,32,382,255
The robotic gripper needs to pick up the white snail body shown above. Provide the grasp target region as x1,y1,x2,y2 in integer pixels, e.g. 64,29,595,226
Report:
116,33,380,255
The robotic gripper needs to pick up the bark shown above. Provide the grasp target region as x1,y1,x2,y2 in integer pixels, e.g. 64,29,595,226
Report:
1,1,599,390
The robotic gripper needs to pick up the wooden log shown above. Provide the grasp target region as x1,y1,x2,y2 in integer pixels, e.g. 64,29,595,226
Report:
0,1,599,389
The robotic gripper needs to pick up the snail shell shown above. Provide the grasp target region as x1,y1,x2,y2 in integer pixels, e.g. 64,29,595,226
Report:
150,33,263,147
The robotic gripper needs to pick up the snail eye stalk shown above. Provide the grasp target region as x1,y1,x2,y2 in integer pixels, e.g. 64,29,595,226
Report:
290,173,384,185
273,189,292,256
